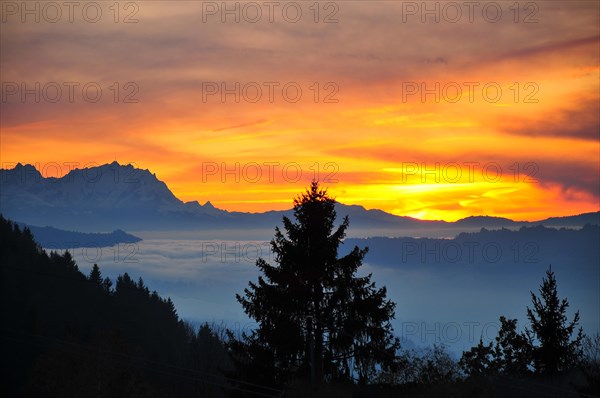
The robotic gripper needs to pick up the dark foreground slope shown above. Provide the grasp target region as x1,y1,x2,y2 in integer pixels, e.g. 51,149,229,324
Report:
0,215,231,398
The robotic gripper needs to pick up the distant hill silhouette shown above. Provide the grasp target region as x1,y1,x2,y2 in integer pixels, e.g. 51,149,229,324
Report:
14,221,141,249
454,215,516,228
344,224,600,271
1,162,597,233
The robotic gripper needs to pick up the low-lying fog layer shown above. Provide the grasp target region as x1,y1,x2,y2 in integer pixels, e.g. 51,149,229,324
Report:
60,229,599,355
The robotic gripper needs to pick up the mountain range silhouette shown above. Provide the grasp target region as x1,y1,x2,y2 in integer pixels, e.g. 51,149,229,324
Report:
1,162,598,234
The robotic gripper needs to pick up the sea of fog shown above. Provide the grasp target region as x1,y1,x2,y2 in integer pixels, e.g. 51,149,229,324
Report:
60,233,599,356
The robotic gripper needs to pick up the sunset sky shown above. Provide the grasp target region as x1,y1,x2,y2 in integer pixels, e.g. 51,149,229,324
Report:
1,1,599,221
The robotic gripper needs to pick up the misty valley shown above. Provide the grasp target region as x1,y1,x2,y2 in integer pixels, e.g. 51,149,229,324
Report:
58,225,599,355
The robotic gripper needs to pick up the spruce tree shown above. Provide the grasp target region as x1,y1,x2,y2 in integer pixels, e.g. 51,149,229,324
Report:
526,267,584,373
89,264,103,288
102,277,113,294
236,182,399,384
461,268,584,377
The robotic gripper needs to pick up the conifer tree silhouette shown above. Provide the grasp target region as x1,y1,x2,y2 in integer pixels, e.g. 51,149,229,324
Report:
236,182,399,384
526,266,584,373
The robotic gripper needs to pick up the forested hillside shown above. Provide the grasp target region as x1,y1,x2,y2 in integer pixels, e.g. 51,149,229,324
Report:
0,215,232,397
